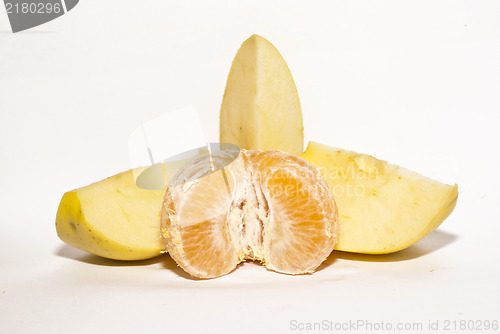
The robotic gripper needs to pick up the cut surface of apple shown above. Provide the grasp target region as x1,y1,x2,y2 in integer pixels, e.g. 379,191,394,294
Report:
220,34,303,156
56,169,165,260
301,141,458,254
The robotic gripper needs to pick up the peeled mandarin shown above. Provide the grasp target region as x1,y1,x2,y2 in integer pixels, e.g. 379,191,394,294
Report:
161,149,337,279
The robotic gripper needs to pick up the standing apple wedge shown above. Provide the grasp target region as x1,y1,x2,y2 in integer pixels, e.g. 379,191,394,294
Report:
301,142,458,254
56,169,165,260
220,35,303,156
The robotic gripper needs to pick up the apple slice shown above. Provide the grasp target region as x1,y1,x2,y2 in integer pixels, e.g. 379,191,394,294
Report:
220,35,303,156
301,141,458,254
56,169,165,260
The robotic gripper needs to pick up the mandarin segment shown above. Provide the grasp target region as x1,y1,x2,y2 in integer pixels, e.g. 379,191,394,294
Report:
178,220,239,278
161,152,240,278
161,149,337,279
254,151,337,274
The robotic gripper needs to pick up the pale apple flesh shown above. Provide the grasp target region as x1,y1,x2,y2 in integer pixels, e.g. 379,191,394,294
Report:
56,169,165,260
220,34,303,156
301,141,458,254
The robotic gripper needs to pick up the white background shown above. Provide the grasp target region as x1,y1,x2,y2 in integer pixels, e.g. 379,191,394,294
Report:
1,1,499,333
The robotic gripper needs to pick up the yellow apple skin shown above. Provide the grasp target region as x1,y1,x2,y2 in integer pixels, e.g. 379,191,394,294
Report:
301,141,458,254
56,169,165,260
220,34,303,156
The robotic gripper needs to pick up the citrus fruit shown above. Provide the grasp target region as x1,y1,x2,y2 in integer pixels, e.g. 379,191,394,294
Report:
161,149,337,279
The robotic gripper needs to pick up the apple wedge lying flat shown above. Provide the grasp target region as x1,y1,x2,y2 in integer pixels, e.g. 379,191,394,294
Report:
56,169,164,260
220,34,303,156
301,141,458,254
